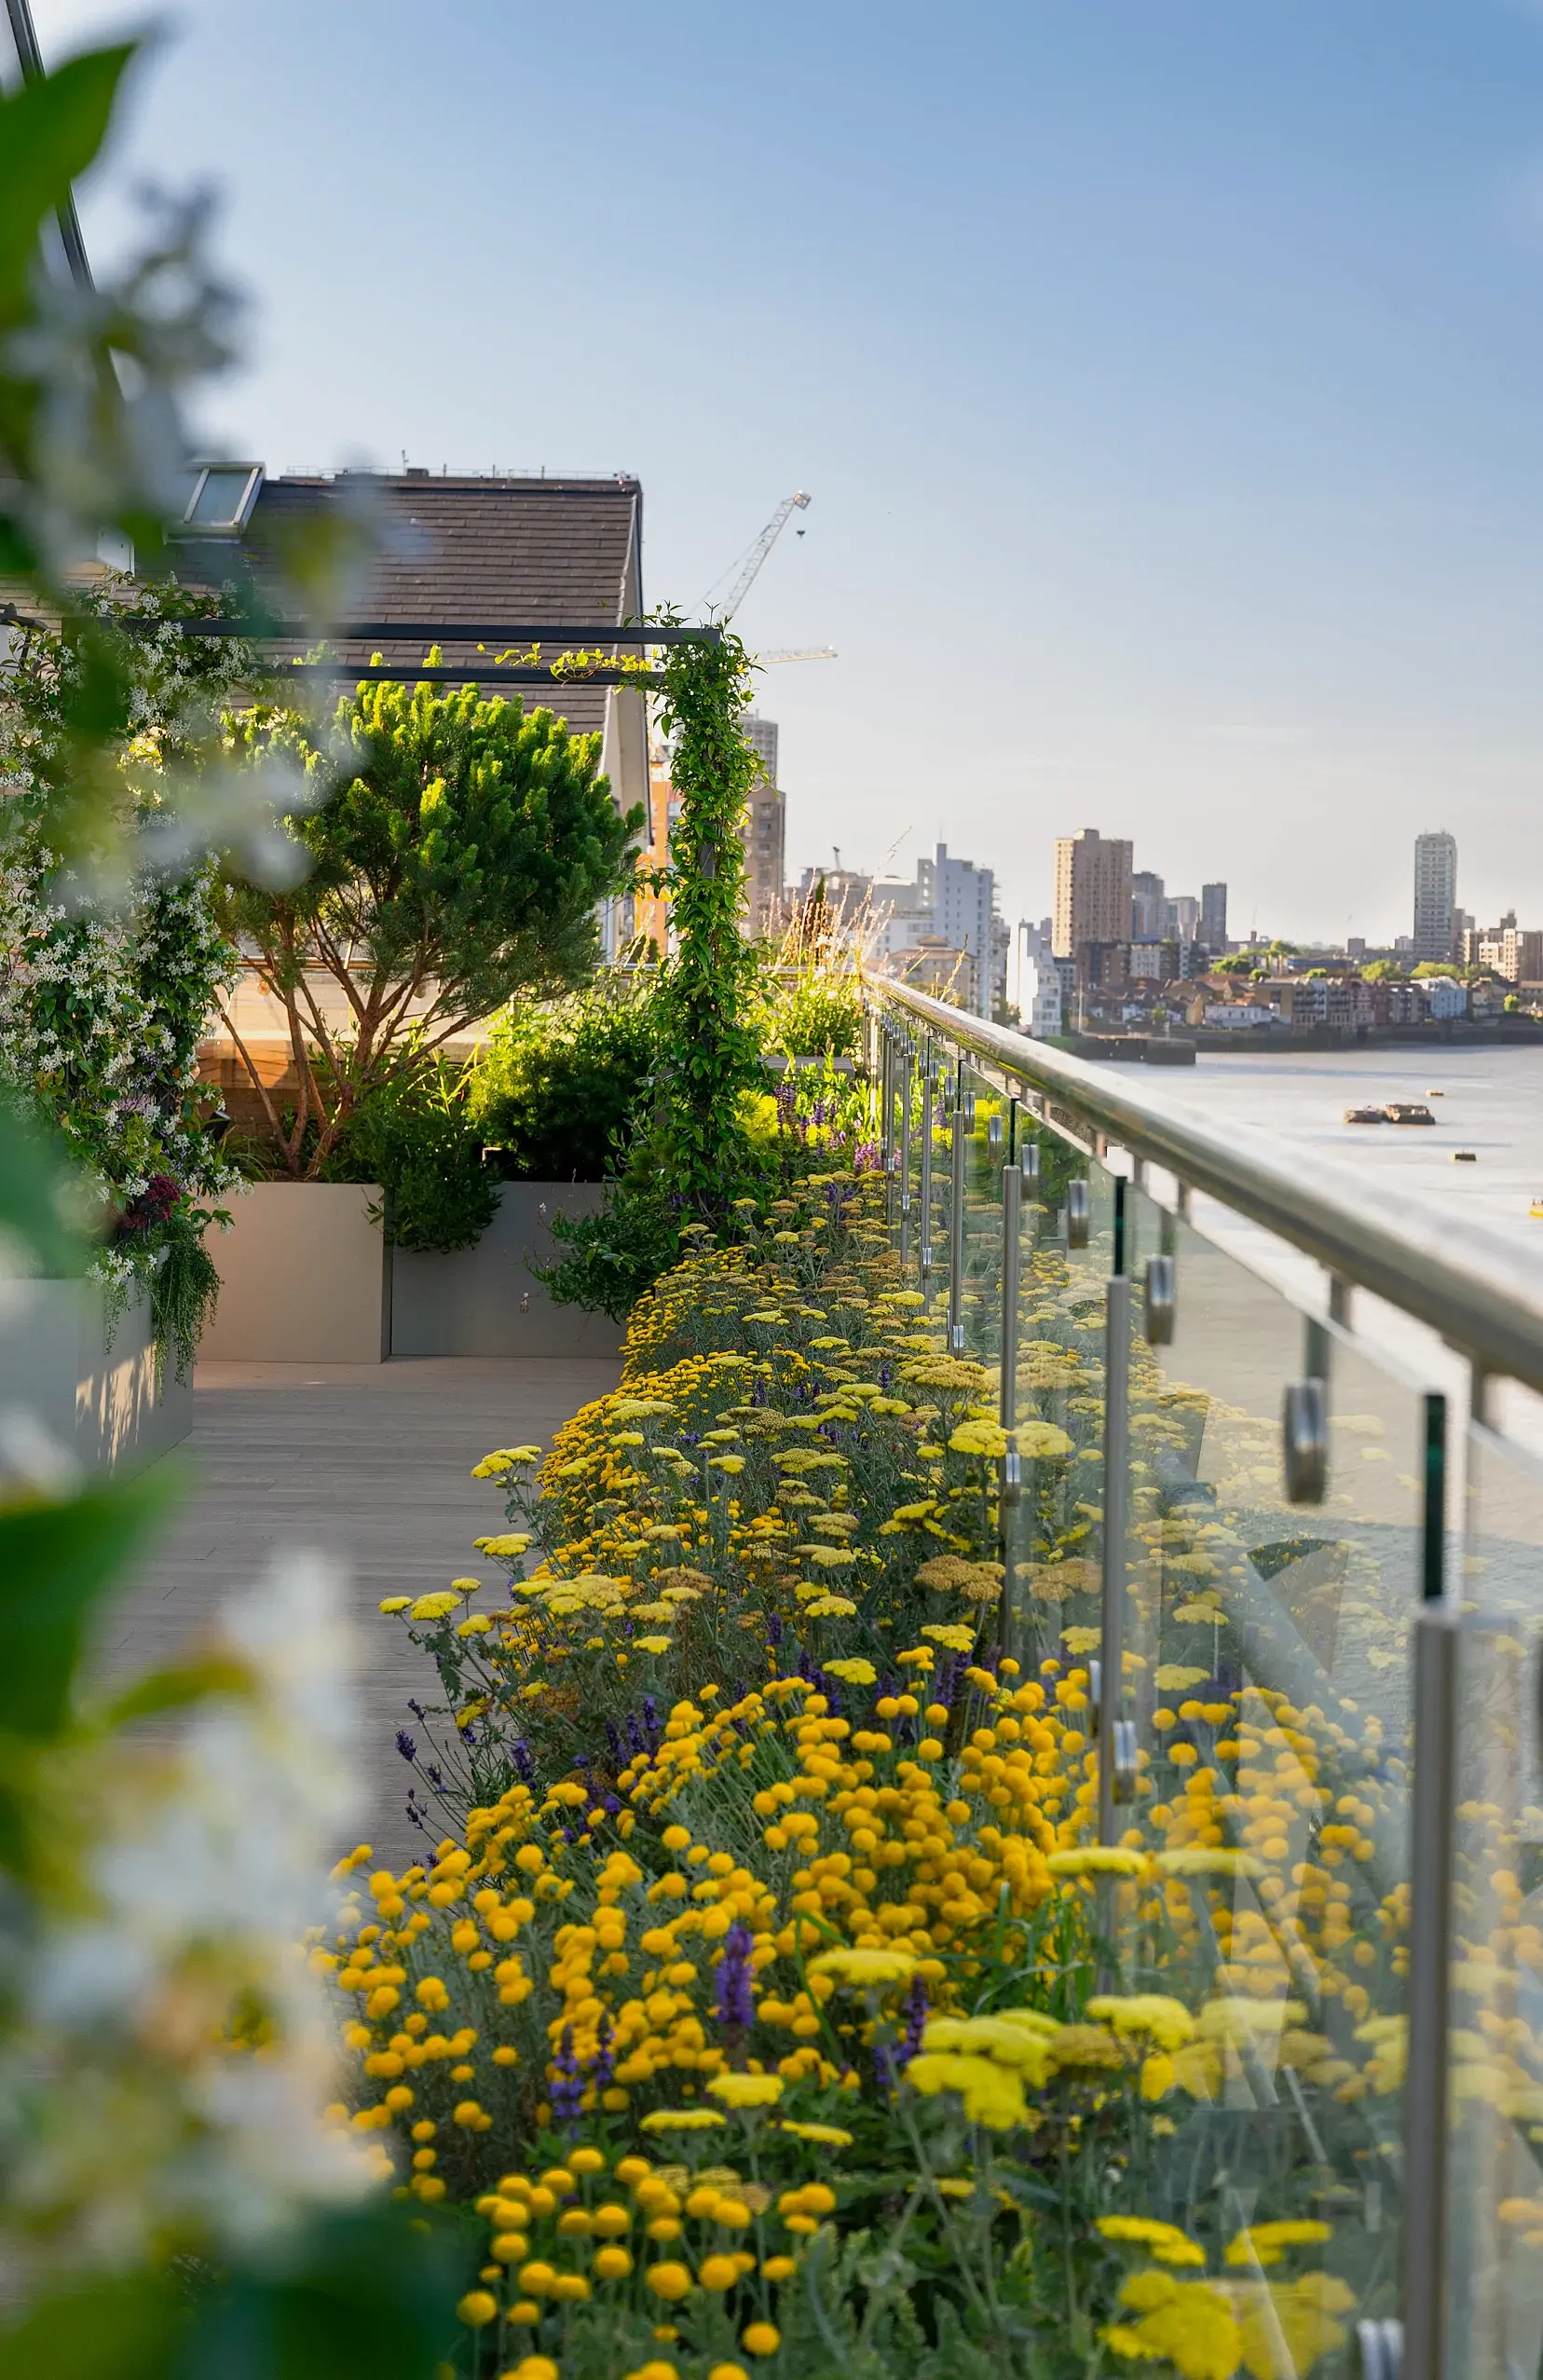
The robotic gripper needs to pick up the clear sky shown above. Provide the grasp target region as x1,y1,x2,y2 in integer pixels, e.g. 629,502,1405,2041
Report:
29,0,1543,943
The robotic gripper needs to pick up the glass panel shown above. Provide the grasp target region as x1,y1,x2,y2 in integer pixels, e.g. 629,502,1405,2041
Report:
1446,1425,1543,2380
958,1061,1007,1361
1000,1129,1110,1675
1102,1185,1426,2359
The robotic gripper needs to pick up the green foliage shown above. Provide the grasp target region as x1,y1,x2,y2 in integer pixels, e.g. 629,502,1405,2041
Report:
1359,958,1399,982
1208,953,1256,977
539,1152,681,1322
145,1197,226,1387
540,625,767,1320
649,624,765,1204
758,962,862,1058
218,677,643,1177
467,983,660,1182
324,1062,498,1253
0,2206,473,2380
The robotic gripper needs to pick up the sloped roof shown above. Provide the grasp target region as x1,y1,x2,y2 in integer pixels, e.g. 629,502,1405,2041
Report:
176,472,643,741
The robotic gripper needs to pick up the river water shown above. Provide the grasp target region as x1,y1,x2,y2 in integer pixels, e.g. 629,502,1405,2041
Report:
1152,1044,1543,1258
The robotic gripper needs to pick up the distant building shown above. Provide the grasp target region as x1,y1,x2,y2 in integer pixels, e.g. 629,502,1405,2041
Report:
737,714,784,937
1131,870,1166,939
893,939,976,1009
933,844,997,1019
1423,977,1468,1020
1413,831,1458,964
1163,894,1200,941
1201,882,1228,951
1022,947,1062,1038
1470,912,1543,984
871,843,998,1019
1053,828,1133,960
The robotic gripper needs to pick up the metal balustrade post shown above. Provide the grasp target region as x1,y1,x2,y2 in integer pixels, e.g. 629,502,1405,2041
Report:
920,1059,935,1303
948,1074,968,1354
1000,1164,1022,1437
1403,1394,1453,2380
898,1041,913,1270
1099,1182,1131,1853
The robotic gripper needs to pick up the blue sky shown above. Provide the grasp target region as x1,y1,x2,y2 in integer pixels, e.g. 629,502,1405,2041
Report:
33,0,1543,942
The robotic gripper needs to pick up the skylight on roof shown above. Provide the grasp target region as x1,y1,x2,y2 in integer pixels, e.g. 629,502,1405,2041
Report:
175,462,264,535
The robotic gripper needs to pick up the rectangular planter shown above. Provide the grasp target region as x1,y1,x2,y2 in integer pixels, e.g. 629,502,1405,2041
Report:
0,1277,192,1473
389,1182,623,1358
200,1183,390,1364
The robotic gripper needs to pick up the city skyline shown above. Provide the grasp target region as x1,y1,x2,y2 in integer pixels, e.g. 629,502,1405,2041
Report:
31,0,1543,946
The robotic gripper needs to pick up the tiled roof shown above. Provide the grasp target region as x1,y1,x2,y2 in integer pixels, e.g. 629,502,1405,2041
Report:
178,472,643,741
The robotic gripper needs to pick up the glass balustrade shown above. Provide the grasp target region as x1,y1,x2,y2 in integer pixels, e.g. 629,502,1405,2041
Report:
1441,1421,1543,2380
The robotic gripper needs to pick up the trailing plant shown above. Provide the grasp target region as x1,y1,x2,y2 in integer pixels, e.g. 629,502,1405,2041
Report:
216,675,645,1178
324,1059,500,1253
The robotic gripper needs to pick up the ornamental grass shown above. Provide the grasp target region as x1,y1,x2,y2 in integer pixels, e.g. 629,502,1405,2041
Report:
320,1161,1540,2379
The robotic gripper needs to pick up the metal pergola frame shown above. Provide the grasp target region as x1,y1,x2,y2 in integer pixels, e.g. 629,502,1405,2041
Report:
0,609,724,688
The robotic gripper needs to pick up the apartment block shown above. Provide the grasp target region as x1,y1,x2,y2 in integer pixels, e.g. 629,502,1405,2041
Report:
1413,831,1457,964
1053,828,1134,958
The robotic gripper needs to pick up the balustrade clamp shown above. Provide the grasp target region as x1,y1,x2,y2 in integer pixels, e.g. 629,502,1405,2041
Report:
988,1111,1003,1155
1282,1378,1329,1504
1144,1252,1176,1345
1067,1178,1091,1252
1022,1141,1041,1186
1354,2319,1403,2380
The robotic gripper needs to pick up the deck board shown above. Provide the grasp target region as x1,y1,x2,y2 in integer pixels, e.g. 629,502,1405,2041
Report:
102,1356,621,1868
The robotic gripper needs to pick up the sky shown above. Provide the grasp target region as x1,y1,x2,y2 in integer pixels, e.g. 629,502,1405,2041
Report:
24,0,1543,943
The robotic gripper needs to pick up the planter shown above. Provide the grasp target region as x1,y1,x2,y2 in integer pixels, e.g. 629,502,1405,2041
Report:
390,1183,623,1358
200,1183,390,1364
0,1277,192,1473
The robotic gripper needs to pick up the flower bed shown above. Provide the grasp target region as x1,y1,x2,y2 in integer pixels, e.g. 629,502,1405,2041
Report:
316,1162,1440,2380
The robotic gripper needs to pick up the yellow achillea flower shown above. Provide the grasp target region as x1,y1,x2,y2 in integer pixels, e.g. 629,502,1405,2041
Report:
1086,1993,1196,2050
1097,2216,1208,2267
776,2121,853,2146
1047,1847,1146,1879
635,1636,674,1654
803,1594,857,1618
473,1533,532,1557
1104,2272,1242,2378
822,1657,877,1684
809,1946,916,1987
378,1596,410,1613
705,2072,784,2109
409,1591,466,1621
906,2051,1027,2129
1222,2219,1331,2267
1156,1848,1263,1879
639,2109,727,2133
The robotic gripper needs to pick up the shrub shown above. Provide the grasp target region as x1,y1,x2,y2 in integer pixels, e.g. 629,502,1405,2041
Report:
469,986,661,1183
324,1062,499,1253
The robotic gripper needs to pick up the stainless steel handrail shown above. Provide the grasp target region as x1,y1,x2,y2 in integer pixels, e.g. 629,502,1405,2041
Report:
870,977,1543,1395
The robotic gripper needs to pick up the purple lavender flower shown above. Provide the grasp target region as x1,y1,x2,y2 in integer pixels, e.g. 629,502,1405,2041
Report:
395,1730,416,1763
767,1613,784,1648
550,2025,583,2129
873,2041,896,2095
425,1762,444,1790
512,1741,536,1787
714,1923,756,2031
593,2012,615,2094
899,1974,931,2068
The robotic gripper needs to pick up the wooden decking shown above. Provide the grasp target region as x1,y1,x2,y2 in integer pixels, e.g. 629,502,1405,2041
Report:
104,1356,622,1868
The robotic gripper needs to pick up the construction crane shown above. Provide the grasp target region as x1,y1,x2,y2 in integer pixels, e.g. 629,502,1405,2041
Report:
705,491,812,620
761,646,837,663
